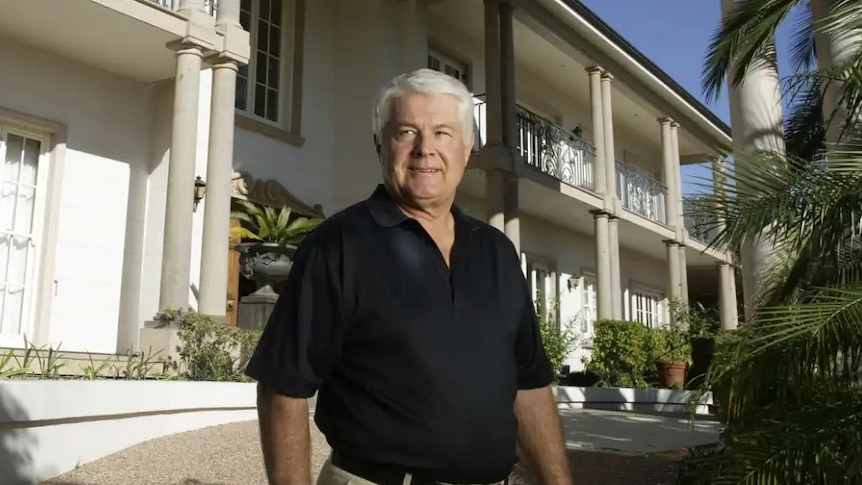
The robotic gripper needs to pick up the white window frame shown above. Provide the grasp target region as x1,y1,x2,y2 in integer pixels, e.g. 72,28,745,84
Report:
630,284,666,329
0,124,49,348
236,0,298,128
427,47,471,89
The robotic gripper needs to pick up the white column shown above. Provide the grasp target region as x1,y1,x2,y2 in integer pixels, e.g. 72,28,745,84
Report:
670,121,684,229
721,0,786,321
482,0,502,149
717,262,739,330
586,67,606,195
608,216,622,319
158,42,204,311
592,210,612,320
665,240,682,308
487,170,505,231
600,72,617,197
659,118,677,226
199,0,241,319
499,1,517,151
678,245,689,305
504,174,520,253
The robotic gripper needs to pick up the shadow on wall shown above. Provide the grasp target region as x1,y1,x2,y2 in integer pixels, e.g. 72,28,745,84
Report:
0,385,37,485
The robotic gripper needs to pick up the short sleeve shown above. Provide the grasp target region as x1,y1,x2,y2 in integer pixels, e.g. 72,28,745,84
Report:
244,234,348,398
513,258,555,390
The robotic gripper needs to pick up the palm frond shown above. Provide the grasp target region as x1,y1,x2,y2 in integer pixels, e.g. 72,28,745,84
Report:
782,76,825,160
702,0,801,104
787,2,817,73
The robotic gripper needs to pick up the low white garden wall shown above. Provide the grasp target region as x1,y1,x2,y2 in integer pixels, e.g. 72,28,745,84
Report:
554,385,713,415
0,380,258,484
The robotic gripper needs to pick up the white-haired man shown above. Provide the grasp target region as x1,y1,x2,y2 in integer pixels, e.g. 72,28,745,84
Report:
246,68,572,485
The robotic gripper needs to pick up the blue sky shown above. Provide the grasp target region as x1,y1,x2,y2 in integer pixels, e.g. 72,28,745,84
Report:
578,0,798,195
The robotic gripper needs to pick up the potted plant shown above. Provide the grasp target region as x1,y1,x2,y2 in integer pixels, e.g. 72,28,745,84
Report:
653,323,691,389
230,201,323,297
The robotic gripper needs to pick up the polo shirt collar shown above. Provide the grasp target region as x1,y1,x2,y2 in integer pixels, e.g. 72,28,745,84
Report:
367,184,478,231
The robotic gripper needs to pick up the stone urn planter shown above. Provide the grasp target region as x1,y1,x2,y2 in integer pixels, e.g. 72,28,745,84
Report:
656,360,687,389
236,242,297,297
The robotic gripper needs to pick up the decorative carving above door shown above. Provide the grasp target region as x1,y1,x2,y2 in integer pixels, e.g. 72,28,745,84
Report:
230,170,325,218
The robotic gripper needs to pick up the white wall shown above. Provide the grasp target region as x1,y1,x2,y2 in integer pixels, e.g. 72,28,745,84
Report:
0,39,152,354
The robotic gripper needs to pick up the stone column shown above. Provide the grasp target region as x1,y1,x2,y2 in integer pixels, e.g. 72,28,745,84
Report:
198,0,242,319
721,0,786,322
717,262,739,330
499,1,517,151
504,174,520,253
586,67,606,195
599,71,621,319
600,72,617,197
158,42,204,311
664,240,682,311
482,0,502,149
670,121,684,228
678,244,689,305
608,216,622,319
591,210,612,320
487,170,505,231
659,118,677,226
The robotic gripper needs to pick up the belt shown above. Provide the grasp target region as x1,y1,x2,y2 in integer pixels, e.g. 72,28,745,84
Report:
330,450,509,485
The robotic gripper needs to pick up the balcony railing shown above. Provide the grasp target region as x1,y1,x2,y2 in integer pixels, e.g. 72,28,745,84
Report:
683,197,721,244
473,97,596,193
147,0,218,14
616,161,667,224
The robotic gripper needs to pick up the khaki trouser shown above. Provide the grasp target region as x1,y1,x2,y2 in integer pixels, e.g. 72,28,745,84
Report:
316,457,507,485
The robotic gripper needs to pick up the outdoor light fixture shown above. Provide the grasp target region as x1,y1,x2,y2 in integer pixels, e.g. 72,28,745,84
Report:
193,175,207,212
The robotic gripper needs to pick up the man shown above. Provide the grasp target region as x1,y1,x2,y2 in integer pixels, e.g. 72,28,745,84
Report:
246,68,572,485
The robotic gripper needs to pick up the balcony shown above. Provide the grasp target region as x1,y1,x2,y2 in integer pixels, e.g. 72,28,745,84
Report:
616,161,667,225
683,197,720,245
473,97,597,193
148,0,218,14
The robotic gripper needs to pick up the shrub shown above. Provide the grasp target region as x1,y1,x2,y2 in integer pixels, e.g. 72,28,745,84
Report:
535,297,580,378
162,310,262,382
586,319,653,388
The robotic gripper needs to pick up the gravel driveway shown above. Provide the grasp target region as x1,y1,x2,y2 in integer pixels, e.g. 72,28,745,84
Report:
44,418,681,485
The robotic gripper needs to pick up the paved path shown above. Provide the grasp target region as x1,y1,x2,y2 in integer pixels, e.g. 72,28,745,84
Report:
44,410,719,485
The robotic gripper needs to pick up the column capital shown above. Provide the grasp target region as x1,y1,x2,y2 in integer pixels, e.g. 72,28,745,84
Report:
585,65,604,75
670,121,681,130
600,71,614,81
662,239,680,246
657,116,674,125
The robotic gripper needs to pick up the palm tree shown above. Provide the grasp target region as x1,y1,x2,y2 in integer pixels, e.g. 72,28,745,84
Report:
678,1,862,482
703,0,862,155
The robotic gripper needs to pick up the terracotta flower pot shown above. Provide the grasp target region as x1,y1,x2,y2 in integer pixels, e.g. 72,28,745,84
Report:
656,360,687,389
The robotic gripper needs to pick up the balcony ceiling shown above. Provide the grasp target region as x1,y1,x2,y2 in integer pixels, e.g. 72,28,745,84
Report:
426,0,706,161
0,0,186,84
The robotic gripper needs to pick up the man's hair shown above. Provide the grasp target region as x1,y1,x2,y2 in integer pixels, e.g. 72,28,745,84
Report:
372,68,475,146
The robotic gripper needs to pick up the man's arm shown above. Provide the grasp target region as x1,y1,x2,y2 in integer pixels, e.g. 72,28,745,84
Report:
515,386,572,485
244,231,349,485
257,385,311,485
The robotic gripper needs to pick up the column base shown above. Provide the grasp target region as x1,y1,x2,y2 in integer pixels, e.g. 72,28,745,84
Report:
138,321,183,362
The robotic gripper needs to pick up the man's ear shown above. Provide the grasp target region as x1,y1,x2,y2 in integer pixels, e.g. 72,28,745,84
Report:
373,134,381,155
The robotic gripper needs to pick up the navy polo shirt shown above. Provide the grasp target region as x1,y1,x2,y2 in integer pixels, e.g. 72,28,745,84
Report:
245,184,553,482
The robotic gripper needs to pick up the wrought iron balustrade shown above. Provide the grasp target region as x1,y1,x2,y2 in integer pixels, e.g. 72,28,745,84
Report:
615,161,667,224
683,197,721,244
472,97,596,193
147,0,218,15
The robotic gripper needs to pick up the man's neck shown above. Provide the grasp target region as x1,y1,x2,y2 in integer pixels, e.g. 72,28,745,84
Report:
397,202,454,232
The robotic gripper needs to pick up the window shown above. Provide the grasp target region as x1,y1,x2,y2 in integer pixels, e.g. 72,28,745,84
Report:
236,0,296,125
0,125,47,345
427,49,470,88
631,286,665,328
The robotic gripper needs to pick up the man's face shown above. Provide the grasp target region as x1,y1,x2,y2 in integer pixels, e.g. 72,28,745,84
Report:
380,92,473,209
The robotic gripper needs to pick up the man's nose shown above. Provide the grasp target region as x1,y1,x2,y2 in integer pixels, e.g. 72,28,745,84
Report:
411,132,434,157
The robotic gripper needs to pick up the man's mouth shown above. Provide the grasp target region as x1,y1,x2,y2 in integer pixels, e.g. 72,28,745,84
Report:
409,168,441,173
